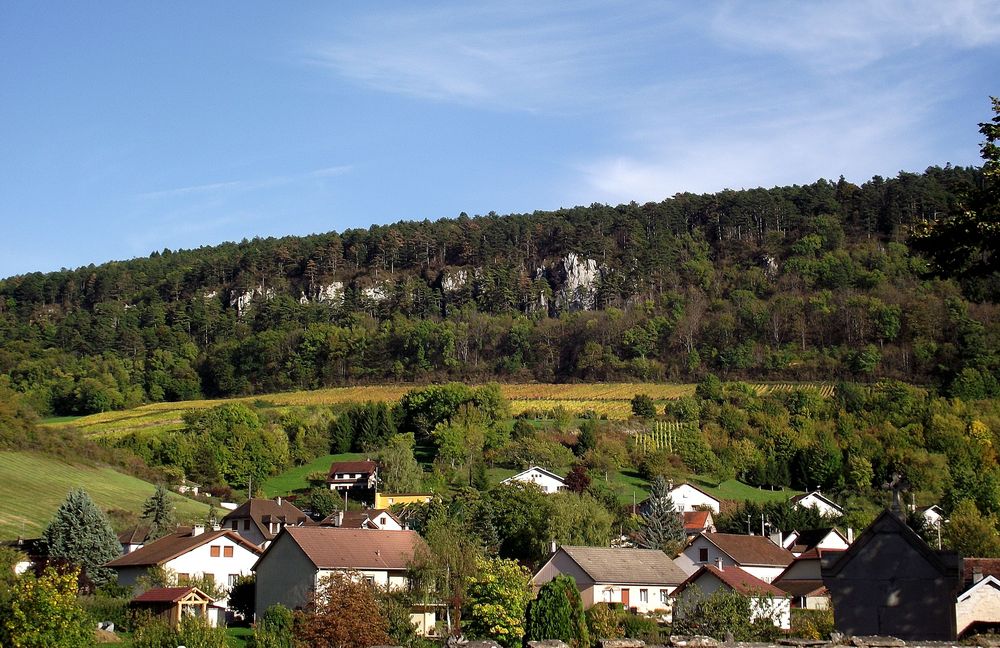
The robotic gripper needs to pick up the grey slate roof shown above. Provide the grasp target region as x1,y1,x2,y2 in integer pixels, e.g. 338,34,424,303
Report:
560,546,688,586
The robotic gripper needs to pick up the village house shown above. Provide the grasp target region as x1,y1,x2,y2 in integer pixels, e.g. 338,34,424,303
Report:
773,547,844,609
220,497,309,547
500,466,566,494
683,510,716,536
821,509,963,640
253,527,428,623
118,525,153,554
673,563,791,630
375,492,434,509
319,508,404,530
789,491,845,518
651,482,721,514
104,525,261,611
955,558,1000,637
326,459,378,492
532,545,688,616
675,532,794,583
779,527,851,556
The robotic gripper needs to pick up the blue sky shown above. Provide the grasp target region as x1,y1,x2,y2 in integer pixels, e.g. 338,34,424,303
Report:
1,2,998,278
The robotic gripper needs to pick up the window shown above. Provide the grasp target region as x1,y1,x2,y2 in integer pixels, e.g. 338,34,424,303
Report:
660,589,669,604
177,573,190,584
229,574,240,587
380,517,387,526
224,546,234,558
698,548,709,562
230,521,238,530
364,576,375,585
602,588,613,603
243,520,250,530
639,589,648,603
210,545,221,557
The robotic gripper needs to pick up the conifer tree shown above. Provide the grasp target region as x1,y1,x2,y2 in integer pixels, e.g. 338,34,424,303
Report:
141,484,176,539
42,489,121,587
634,476,686,555
524,574,588,648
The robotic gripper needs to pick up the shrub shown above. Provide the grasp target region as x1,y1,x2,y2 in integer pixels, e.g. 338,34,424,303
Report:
790,608,835,640
585,603,624,642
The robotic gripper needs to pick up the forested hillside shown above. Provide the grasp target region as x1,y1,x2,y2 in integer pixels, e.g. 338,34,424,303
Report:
1,165,998,416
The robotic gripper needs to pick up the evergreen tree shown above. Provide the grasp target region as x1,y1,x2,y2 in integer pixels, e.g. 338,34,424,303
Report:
42,489,121,587
524,574,588,648
141,484,176,539
634,476,685,555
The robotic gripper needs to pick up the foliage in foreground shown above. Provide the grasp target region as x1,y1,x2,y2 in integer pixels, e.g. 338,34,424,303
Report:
464,556,533,648
524,575,589,648
0,566,94,648
294,571,391,648
672,587,783,642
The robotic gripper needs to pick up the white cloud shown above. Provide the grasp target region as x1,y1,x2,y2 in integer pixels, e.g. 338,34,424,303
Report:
709,0,1000,72
138,165,352,200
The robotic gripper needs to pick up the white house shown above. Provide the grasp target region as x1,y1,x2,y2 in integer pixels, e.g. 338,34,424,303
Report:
957,575,1000,637
666,483,720,514
675,532,794,583
105,526,262,610
789,491,844,518
918,505,946,529
773,547,845,609
253,527,429,626
673,563,791,630
501,466,566,494
782,527,851,556
533,546,688,617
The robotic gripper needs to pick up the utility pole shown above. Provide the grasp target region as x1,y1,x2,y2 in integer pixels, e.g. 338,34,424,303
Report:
747,514,752,535
761,513,766,537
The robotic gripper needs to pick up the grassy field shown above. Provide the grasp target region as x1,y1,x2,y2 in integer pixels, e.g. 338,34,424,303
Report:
261,452,366,496
0,451,211,540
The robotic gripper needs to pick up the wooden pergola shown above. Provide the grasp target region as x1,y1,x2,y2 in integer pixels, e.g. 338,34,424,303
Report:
130,586,216,628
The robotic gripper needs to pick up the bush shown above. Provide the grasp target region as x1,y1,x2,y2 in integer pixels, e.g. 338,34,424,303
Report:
631,394,656,419
621,613,664,643
249,604,295,648
585,603,624,643
790,608,835,640
80,593,131,631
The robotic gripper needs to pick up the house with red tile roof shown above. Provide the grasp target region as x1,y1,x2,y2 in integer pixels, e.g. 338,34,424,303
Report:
675,532,794,583
253,527,427,622
105,525,261,611
773,547,844,609
673,563,791,629
683,510,716,536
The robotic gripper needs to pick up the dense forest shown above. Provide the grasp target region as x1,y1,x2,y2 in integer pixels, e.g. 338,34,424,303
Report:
1,162,998,417
3,96,1000,418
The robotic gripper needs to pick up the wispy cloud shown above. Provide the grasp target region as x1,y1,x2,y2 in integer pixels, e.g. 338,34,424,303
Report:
138,164,352,200
709,0,1000,72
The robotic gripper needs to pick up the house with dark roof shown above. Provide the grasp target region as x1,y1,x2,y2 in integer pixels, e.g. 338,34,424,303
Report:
773,547,844,609
326,460,378,492
532,545,688,615
220,497,309,547
253,527,427,620
821,510,963,640
782,527,851,556
673,563,791,629
118,525,153,554
105,525,261,610
319,509,404,530
676,532,794,583
789,491,844,518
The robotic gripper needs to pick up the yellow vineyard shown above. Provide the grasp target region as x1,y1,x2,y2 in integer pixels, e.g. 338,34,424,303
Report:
50,381,836,438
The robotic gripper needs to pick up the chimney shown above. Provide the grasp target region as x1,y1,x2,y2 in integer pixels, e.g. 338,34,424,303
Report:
974,566,984,584
847,527,854,544
192,525,205,536
335,511,344,527
550,540,558,554
276,496,282,506
715,557,724,571
211,523,221,532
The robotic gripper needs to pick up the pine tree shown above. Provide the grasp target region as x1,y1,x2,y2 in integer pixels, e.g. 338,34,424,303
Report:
141,485,176,539
42,489,122,587
634,476,685,555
